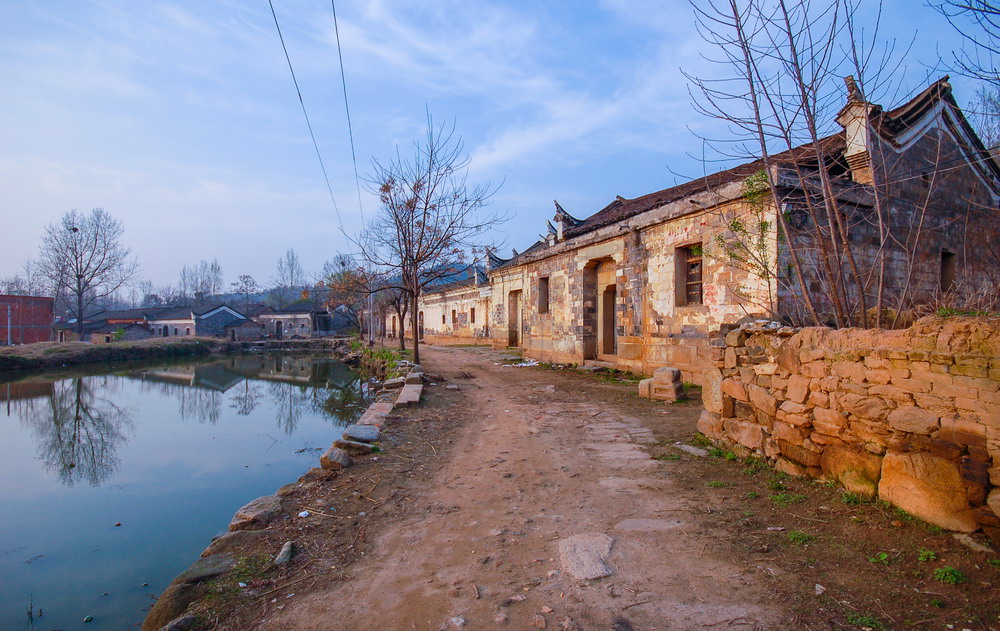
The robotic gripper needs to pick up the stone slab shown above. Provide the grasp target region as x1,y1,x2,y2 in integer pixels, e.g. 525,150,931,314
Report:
405,372,424,385
333,439,375,456
396,384,423,406
320,446,353,470
343,424,381,443
229,495,284,532
558,533,614,580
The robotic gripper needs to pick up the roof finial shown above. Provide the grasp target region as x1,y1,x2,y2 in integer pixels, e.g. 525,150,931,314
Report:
844,75,864,103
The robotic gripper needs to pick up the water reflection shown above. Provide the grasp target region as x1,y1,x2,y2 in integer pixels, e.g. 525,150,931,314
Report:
0,354,366,486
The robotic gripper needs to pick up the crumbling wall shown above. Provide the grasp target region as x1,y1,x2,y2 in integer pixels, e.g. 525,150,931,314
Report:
699,317,1000,536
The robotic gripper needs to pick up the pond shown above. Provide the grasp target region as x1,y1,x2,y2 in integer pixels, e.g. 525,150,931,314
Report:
0,354,368,630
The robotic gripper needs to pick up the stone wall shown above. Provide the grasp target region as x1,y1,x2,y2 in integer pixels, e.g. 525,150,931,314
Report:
418,283,491,345
698,317,1000,536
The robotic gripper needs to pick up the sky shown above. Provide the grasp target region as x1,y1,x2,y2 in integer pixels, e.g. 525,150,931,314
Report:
0,0,981,290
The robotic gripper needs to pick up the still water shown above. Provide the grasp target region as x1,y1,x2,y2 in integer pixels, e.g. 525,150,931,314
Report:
0,354,367,630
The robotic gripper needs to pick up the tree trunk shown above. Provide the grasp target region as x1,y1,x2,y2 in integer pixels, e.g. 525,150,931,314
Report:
410,290,420,365
75,285,85,335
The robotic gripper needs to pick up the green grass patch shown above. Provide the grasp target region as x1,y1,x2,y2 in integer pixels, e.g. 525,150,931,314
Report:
706,480,730,488
769,492,806,506
787,530,814,545
846,613,884,629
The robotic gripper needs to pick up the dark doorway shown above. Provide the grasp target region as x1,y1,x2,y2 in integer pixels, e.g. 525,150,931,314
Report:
508,290,522,347
275,321,283,339
601,284,617,356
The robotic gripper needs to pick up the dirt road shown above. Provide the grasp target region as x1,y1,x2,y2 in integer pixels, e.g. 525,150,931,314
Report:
264,345,782,630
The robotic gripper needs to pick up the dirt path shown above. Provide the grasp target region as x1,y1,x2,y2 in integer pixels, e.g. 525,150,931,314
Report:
264,346,782,630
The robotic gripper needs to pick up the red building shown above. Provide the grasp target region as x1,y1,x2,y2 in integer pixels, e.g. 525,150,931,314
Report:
0,295,54,345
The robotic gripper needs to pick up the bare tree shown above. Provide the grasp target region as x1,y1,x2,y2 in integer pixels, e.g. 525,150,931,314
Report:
357,117,506,364
272,248,305,307
231,274,260,312
968,84,1000,148
37,209,139,333
323,255,410,349
930,0,1000,86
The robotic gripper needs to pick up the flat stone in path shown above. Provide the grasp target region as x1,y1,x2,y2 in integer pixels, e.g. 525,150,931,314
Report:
558,533,615,580
396,384,423,406
343,424,380,443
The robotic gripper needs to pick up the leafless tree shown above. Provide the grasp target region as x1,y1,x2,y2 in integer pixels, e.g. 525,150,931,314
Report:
930,0,1000,86
231,274,260,312
37,208,139,333
685,0,919,328
272,248,305,307
357,117,506,364
322,254,407,348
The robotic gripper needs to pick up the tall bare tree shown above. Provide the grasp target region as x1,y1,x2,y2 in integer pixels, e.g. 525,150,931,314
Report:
357,117,505,364
231,274,260,312
37,208,139,333
272,248,305,307
931,0,1000,86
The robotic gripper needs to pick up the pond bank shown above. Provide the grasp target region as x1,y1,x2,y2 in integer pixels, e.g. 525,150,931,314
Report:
141,362,427,630
0,337,354,377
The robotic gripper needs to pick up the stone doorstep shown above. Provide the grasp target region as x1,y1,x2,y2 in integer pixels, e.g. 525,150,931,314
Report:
396,383,423,406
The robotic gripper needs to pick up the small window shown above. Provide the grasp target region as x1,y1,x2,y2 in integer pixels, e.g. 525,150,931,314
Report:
538,277,550,314
941,250,956,291
675,244,704,306
470,307,476,324
442,314,446,325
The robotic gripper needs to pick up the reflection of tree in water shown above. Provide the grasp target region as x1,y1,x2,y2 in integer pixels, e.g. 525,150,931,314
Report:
266,381,312,435
229,379,263,416
175,387,222,424
313,379,367,423
24,377,133,486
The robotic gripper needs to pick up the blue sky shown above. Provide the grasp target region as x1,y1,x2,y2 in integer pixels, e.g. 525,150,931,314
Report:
0,0,975,288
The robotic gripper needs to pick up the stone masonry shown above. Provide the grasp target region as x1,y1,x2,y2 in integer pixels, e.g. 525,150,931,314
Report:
699,317,1000,537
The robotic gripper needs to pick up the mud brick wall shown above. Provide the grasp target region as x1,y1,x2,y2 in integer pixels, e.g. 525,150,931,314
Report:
698,317,1000,536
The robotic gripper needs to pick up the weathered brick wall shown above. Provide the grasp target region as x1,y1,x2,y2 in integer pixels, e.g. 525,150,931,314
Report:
196,310,244,337
699,317,1000,536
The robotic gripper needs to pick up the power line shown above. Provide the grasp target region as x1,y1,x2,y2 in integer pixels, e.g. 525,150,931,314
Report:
268,0,345,234
331,1,365,224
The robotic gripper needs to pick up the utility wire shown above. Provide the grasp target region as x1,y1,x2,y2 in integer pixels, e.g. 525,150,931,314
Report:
268,0,345,234
331,0,365,224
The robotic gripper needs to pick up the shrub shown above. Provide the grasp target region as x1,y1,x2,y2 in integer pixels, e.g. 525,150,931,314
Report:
933,566,967,585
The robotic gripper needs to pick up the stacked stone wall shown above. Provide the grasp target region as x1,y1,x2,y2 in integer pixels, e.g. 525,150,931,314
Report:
699,316,1000,536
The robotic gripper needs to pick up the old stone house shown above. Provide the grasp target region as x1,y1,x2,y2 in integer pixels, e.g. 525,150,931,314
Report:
257,300,339,339
463,77,1000,383
146,305,246,338
414,268,492,345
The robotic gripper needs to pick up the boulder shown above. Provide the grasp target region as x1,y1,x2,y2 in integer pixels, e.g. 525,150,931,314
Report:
229,496,284,532
333,439,375,456
160,615,197,631
320,447,353,470
886,406,940,435
878,452,978,532
142,583,203,631
172,554,235,585
821,446,882,498
343,424,381,443
201,530,275,558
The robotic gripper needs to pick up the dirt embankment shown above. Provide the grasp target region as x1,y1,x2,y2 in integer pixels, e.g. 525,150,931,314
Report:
0,337,352,377
165,345,999,631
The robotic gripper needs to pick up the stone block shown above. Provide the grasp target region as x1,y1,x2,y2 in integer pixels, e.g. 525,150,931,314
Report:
320,447,353,470
333,439,376,456
878,452,978,532
821,446,882,497
405,372,424,385
651,381,685,402
747,384,777,416
383,377,406,389
653,366,682,384
725,328,749,347
838,393,891,421
778,439,822,468
773,419,810,444
886,406,940,435
786,374,809,404
959,456,991,505
697,410,724,439
723,418,764,450
702,367,724,414
395,384,423,406
808,390,830,407
721,377,748,402
343,424,381,443
638,378,653,399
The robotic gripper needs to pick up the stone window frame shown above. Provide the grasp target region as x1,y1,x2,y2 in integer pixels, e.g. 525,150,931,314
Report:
537,276,550,314
675,243,704,306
